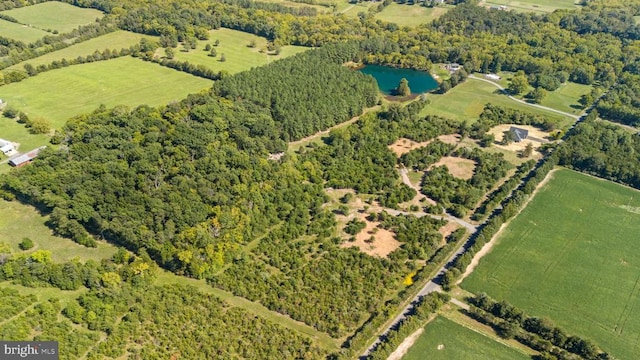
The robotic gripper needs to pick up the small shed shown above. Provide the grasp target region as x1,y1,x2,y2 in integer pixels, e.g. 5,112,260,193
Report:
0,139,15,155
509,127,529,143
8,146,45,167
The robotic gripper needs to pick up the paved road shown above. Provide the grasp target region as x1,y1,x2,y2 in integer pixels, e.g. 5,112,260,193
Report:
467,75,581,120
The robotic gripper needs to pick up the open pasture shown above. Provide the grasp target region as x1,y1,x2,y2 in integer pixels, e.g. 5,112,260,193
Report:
0,199,117,262
0,56,212,129
540,81,591,115
483,0,578,13
375,4,449,27
421,79,573,128
463,168,640,360
1,1,103,33
0,18,50,43
7,30,154,71
403,316,530,360
163,28,309,75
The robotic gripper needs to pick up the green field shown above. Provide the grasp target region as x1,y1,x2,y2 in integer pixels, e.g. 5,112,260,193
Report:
403,316,530,360
0,199,117,262
635,16,640,25
256,0,332,13
337,0,377,17
0,115,49,166
0,56,212,128
484,0,578,13
540,82,590,115
7,30,154,71
1,1,103,33
375,4,449,27
162,28,309,75
421,78,573,128
0,18,50,43
463,168,640,360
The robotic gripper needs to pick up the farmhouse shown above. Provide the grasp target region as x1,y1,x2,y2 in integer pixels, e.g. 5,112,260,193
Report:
509,127,529,142
0,139,15,155
8,146,45,167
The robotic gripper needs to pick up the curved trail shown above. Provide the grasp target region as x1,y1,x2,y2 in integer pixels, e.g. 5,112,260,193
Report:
467,75,581,120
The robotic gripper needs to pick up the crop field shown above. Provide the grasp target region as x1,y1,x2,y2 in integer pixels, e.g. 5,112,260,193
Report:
463,168,640,360
0,199,117,262
1,1,103,33
403,316,530,360
0,56,212,129
375,4,449,27
0,18,50,43
483,0,578,13
163,28,309,74
421,78,573,128
7,30,154,71
540,82,591,115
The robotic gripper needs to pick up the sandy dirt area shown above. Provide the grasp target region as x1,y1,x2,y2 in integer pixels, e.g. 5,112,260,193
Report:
341,213,401,258
386,328,424,360
456,169,556,284
437,134,461,145
389,138,432,157
431,157,476,180
438,221,461,240
488,124,550,153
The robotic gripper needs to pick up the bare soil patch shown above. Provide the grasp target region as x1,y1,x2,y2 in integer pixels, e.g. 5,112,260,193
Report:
388,138,432,157
437,134,461,145
431,157,476,180
438,221,460,240
340,213,401,258
387,327,424,360
488,124,551,154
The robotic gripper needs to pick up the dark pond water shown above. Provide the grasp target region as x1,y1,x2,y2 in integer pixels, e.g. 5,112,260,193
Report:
358,65,439,95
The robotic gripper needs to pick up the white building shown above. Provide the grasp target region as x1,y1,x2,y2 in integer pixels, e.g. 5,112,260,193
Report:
0,139,15,155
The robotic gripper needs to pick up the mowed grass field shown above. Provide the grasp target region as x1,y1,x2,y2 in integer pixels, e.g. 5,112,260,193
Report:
484,0,578,13
463,168,640,360
0,115,49,156
7,30,154,71
0,18,50,43
163,28,308,75
0,56,212,128
541,82,591,115
421,78,573,128
0,199,117,262
403,316,530,360
375,4,449,27
1,1,103,33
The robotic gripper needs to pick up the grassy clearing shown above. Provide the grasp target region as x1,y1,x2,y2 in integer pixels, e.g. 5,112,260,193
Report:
375,4,449,27
0,18,50,43
1,1,103,33
0,56,212,129
337,0,377,17
161,28,309,75
0,115,49,168
155,270,339,351
0,199,117,263
255,0,332,13
420,79,573,128
540,82,590,115
483,0,578,13
7,30,153,71
404,315,530,360
635,16,640,25
463,168,640,360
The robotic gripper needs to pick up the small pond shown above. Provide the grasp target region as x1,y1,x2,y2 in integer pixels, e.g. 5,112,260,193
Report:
358,65,439,95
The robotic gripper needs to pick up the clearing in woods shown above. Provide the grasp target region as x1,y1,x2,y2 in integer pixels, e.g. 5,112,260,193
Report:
431,156,476,180
403,315,530,360
375,4,450,27
482,0,578,13
1,1,104,33
0,56,212,129
462,168,640,360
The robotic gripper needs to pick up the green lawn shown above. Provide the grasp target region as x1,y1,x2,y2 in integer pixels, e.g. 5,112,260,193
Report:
7,30,154,72
540,82,590,115
0,199,117,263
1,1,103,33
421,78,573,128
484,0,578,13
0,56,212,129
337,0,377,17
0,18,50,43
463,168,640,360
375,4,449,27
0,115,49,166
160,28,309,75
403,316,530,360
